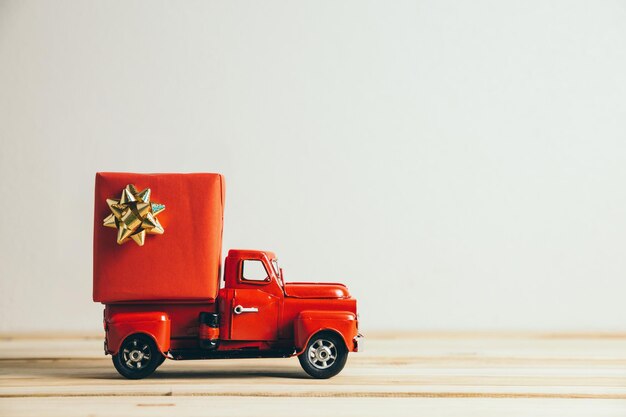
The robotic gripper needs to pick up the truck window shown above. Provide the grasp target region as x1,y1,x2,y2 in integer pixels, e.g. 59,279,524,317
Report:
242,260,269,282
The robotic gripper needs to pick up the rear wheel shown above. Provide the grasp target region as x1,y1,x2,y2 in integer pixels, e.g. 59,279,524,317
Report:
298,332,348,379
112,334,161,379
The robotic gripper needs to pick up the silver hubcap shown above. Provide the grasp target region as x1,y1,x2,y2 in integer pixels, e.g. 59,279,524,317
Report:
308,339,337,370
122,338,151,370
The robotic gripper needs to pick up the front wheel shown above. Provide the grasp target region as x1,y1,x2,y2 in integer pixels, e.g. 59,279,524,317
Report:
298,332,348,379
112,334,161,379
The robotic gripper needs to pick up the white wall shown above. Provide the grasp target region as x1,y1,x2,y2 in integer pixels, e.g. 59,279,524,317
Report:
1,0,625,332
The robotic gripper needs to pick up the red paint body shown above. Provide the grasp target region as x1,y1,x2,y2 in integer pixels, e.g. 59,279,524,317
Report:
103,250,359,360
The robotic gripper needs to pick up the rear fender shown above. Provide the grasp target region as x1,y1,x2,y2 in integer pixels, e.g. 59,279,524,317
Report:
105,311,170,355
294,311,358,354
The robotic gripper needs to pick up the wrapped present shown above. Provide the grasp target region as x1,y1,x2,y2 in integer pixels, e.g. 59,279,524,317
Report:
93,173,224,303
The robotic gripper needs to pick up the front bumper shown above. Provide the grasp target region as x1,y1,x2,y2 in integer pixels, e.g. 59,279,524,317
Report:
353,333,364,352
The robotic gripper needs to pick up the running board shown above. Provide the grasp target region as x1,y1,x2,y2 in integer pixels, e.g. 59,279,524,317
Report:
169,348,295,360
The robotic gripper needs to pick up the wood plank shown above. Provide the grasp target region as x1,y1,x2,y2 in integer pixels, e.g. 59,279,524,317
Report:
1,333,626,416
3,397,626,417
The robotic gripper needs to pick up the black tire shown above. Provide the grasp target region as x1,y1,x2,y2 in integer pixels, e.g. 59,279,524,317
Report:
156,354,166,368
112,334,161,379
298,331,348,379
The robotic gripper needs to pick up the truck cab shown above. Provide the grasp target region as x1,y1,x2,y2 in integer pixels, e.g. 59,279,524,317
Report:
221,249,359,348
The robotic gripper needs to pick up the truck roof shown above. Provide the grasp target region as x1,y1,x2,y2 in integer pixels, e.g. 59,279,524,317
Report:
228,249,277,260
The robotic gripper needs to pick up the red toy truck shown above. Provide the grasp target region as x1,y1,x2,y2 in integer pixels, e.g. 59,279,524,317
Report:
94,173,361,379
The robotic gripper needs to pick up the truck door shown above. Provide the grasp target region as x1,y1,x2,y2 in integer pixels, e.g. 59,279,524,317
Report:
229,259,280,341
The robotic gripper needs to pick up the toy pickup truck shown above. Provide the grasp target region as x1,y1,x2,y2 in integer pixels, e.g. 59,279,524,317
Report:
93,173,361,379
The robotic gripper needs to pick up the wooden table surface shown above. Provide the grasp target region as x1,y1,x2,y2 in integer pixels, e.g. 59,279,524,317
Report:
1,332,626,416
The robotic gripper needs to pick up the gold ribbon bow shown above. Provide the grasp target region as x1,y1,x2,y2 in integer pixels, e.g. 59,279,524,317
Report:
103,184,165,246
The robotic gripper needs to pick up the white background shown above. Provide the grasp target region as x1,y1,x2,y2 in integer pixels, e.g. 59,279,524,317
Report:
1,1,625,332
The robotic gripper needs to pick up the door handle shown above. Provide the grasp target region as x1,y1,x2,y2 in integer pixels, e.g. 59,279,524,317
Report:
233,305,259,315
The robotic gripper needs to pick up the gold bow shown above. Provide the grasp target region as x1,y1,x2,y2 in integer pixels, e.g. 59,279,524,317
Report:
103,184,165,246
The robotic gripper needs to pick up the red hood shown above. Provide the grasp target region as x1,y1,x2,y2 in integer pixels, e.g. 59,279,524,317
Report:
284,282,350,299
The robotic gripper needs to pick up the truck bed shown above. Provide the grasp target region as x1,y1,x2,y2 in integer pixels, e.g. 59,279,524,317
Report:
105,301,217,348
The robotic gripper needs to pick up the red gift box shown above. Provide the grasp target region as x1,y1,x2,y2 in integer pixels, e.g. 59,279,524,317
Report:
93,172,224,303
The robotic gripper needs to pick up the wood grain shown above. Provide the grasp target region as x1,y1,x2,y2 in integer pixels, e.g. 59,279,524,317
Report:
1,332,626,416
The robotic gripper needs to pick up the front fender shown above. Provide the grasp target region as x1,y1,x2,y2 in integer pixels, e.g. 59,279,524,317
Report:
294,310,358,353
105,311,170,355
